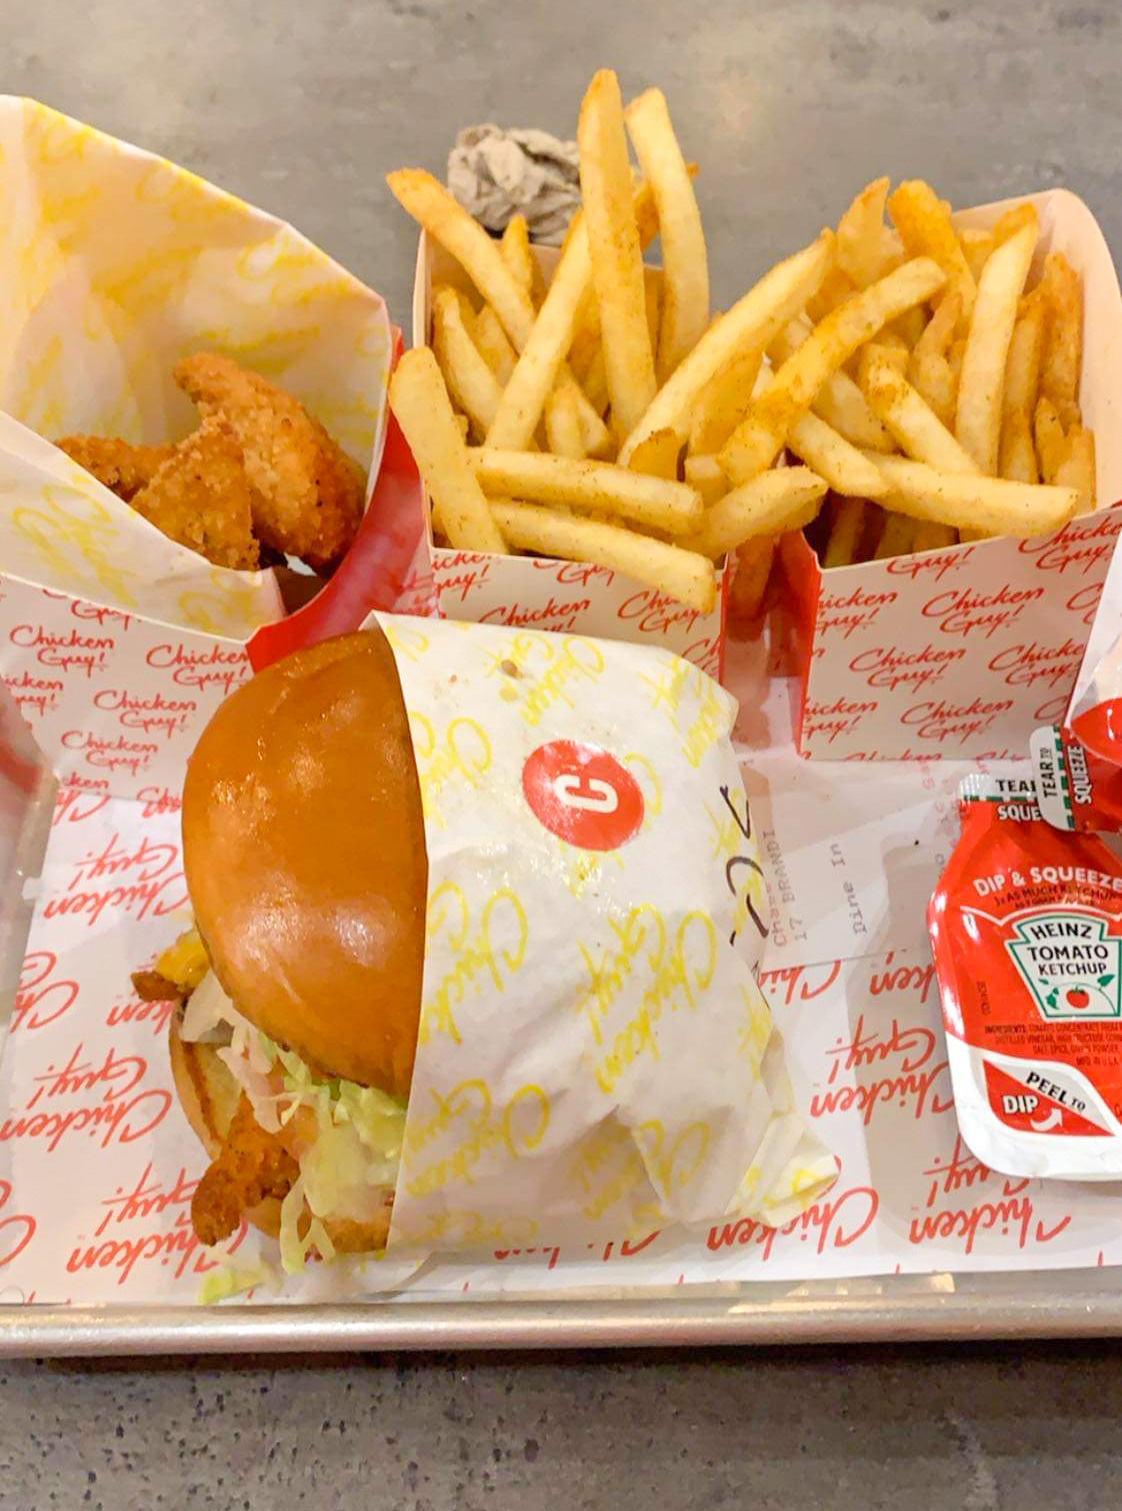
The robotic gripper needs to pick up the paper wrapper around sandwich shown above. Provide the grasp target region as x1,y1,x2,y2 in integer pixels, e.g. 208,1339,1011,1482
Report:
366,613,836,1252
0,97,393,799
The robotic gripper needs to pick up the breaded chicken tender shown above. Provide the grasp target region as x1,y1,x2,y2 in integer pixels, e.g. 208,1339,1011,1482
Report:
56,435,175,502
174,352,366,571
191,1095,299,1247
130,415,260,571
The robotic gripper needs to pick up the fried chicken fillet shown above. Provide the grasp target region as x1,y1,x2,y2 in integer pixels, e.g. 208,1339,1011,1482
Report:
129,414,260,570
174,352,366,571
57,436,175,501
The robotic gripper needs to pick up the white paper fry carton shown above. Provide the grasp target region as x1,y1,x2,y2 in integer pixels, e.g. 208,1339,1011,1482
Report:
0,98,394,801
396,233,733,680
782,189,1122,761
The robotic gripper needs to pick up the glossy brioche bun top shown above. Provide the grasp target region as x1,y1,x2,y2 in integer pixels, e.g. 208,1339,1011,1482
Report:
182,627,427,1097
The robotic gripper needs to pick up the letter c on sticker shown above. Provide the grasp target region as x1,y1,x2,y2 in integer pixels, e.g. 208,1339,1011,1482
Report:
522,740,644,851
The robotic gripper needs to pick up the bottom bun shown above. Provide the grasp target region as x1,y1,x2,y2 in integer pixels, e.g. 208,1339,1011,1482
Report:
170,1014,394,1254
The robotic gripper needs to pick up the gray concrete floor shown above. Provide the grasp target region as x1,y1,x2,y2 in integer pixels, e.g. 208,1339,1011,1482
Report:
4,0,1122,1505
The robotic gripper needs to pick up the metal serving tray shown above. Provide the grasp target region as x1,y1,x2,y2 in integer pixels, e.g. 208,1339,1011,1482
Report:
2,1268,1121,1356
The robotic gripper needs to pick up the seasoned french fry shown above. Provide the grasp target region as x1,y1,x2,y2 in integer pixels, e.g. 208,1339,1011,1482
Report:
892,306,927,350
914,290,961,360
857,341,909,382
467,447,703,534
626,86,709,379
959,227,995,284
861,351,981,475
680,467,828,559
874,512,915,560
431,285,504,439
805,266,855,324
617,229,835,464
501,213,539,302
788,409,890,499
683,453,727,505
1055,425,1096,514
865,452,1078,536
1034,395,1068,484
993,203,1038,247
822,497,869,568
491,500,717,612
1002,298,1045,419
388,168,537,347
722,258,946,485
568,379,612,457
729,538,776,620
955,218,1038,474
1039,251,1083,423
580,343,610,415
688,345,763,455
836,177,902,289
644,268,663,366
888,179,976,320
912,520,958,552
627,426,681,479
544,383,587,460
769,318,895,452
908,350,956,430
390,347,507,555
579,69,658,437
999,409,1039,484
474,305,518,384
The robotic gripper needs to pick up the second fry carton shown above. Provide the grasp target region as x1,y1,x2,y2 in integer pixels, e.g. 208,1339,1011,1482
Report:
0,98,394,800
785,189,1122,761
404,233,733,681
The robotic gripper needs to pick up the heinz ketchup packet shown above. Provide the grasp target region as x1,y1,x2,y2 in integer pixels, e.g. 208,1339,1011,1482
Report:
928,773,1122,1180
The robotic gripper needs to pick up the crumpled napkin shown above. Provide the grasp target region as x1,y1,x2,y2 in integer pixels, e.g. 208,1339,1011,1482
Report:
447,124,581,244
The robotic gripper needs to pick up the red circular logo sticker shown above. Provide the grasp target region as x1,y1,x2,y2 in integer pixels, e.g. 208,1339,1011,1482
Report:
521,741,644,851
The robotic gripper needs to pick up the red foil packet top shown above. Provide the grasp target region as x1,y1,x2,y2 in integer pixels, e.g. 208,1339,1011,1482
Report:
1030,724,1122,834
928,773,1122,1180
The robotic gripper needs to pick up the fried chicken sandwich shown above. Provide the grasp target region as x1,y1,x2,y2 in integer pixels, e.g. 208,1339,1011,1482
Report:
138,627,426,1269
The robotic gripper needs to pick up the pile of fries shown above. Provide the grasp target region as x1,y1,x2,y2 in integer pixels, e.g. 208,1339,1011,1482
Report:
386,69,1092,620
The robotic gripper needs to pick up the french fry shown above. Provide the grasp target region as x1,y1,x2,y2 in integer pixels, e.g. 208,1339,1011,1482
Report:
580,343,610,415
390,347,507,555
788,409,890,498
874,512,915,560
769,318,895,452
1002,298,1045,419
999,409,1039,484
722,257,946,485
892,306,927,349
729,538,776,620
680,467,828,559
626,86,709,380
617,228,835,465
955,218,1038,474
836,177,901,289
993,203,1038,247
568,379,612,457
431,285,504,438
908,350,956,429
627,426,681,479
865,452,1078,536
544,383,587,459
805,265,855,323
857,341,909,382
683,453,727,505
861,351,981,475
688,345,763,455
388,168,537,347
467,447,703,534
1039,251,1083,424
912,520,957,552
822,497,869,568
914,290,961,360
578,69,658,437
1033,395,1067,483
501,213,539,303
491,500,717,612
474,305,518,383
959,227,995,284
888,180,976,320
1055,425,1096,514
644,268,663,366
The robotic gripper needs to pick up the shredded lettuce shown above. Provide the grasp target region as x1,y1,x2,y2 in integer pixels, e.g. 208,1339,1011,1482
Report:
184,971,406,1275
197,1257,280,1305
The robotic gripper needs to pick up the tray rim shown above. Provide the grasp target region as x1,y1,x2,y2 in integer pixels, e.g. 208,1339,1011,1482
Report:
4,1269,1121,1356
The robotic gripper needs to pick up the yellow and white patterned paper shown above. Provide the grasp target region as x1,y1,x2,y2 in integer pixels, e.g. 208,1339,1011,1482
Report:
371,612,837,1253
0,96,393,638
